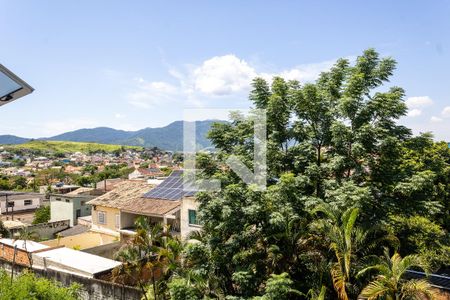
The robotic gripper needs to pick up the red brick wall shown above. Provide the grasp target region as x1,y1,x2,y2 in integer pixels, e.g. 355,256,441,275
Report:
0,243,31,266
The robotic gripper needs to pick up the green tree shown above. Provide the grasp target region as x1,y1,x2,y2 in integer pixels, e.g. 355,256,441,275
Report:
179,48,448,299
12,176,27,190
357,249,437,300
0,220,9,238
32,205,51,224
113,217,182,300
311,206,397,300
0,178,10,190
82,164,98,176
0,270,80,299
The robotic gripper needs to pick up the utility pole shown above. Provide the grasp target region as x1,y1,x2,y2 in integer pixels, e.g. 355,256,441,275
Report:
5,194,8,219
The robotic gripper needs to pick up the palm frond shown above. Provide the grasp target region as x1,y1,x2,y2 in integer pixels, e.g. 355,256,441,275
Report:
360,280,390,299
400,279,437,300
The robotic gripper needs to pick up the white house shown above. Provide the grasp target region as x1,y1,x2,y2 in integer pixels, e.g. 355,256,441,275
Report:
0,192,44,214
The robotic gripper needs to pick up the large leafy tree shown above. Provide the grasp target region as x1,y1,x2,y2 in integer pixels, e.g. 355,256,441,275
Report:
175,49,449,299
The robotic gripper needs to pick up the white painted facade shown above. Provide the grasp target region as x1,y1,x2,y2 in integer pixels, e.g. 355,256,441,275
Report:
50,195,93,227
180,196,202,238
0,195,42,214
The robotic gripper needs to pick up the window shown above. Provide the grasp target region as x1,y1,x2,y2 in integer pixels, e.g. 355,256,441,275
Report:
98,211,106,225
81,201,86,206
115,214,120,229
188,209,199,225
55,198,61,201
24,200,32,206
65,199,70,203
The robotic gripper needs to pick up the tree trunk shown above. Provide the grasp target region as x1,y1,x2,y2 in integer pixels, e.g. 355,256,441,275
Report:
316,145,321,197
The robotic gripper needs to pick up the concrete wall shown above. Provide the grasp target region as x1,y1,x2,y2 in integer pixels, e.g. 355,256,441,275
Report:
9,220,70,240
0,259,142,300
180,196,202,239
41,231,117,250
82,242,122,260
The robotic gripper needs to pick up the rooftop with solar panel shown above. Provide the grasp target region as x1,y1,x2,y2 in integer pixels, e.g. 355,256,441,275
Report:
143,169,197,201
88,169,202,239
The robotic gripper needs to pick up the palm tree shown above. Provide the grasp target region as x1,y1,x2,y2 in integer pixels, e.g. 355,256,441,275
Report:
357,249,437,300
307,285,327,300
113,245,150,299
113,217,183,300
312,205,397,300
311,206,363,299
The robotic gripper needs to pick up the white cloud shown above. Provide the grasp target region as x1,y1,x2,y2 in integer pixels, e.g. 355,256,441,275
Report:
441,106,450,117
128,79,179,109
430,116,443,123
192,55,257,95
407,109,422,117
405,96,433,108
127,54,341,109
277,60,336,82
115,113,125,119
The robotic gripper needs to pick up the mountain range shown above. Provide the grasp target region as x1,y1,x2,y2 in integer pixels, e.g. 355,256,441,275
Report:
0,120,221,151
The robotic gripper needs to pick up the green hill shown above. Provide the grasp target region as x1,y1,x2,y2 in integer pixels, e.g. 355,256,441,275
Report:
5,140,142,153
0,120,221,151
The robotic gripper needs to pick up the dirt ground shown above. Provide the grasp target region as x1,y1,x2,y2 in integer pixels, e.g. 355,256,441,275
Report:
0,210,36,225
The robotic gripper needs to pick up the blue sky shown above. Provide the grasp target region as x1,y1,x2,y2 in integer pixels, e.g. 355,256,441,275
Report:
1,0,450,141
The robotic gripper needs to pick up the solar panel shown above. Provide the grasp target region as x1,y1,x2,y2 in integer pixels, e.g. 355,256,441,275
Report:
143,170,198,201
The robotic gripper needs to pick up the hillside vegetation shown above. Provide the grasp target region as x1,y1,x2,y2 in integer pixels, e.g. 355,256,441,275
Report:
0,120,219,151
4,140,141,153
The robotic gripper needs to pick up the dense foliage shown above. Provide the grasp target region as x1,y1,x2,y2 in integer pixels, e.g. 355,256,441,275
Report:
32,205,51,224
0,270,80,299
165,49,449,299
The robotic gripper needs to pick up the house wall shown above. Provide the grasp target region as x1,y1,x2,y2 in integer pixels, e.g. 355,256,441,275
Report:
50,195,93,227
74,197,92,222
91,206,120,235
0,243,31,266
50,196,75,226
82,242,121,259
120,211,137,229
0,196,42,214
41,231,117,250
180,197,202,239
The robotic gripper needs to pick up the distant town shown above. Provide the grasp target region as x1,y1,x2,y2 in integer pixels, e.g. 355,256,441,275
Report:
0,141,200,298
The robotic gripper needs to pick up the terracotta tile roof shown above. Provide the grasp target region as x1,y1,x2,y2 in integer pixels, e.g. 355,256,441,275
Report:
87,181,150,208
87,181,181,216
122,197,181,216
